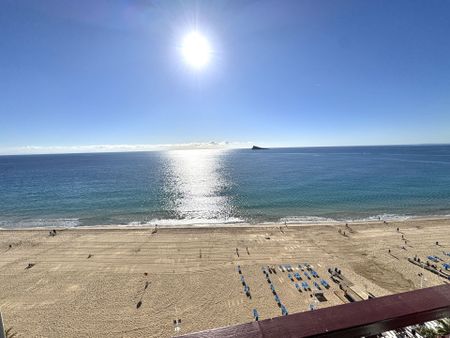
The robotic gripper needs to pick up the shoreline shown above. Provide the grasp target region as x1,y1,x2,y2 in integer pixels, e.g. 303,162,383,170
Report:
1,214,450,231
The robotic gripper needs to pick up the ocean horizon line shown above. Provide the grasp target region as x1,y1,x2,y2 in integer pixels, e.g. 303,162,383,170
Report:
1,142,449,156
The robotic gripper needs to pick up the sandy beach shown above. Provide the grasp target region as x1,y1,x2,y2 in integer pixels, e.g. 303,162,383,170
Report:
0,218,449,337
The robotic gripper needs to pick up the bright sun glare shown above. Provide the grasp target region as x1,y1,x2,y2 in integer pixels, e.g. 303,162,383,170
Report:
181,31,212,69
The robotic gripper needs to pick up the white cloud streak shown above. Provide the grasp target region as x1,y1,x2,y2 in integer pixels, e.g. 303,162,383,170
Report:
0,142,253,155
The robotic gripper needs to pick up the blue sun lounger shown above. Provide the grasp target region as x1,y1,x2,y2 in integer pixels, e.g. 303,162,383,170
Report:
244,285,251,298
313,281,321,290
443,263,450,270
428,256,439,262
274,295,281,304
294,272,302,280
302,281,309,291
295,283,301,291
253,309,259,321
320,279,330,289
311,270,319,278
304,272,311,279
270,284,276,293
237,265,242,274
281,304,288,316
288,273,294,281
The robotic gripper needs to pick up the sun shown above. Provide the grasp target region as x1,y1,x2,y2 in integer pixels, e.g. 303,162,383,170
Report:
181,31,212,69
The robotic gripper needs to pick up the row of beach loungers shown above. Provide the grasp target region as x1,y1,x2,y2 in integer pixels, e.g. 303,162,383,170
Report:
279,264,330,291
427,255,443,263
444,251,450,270
278,263,319,275
261,267,289,316
277,263,318,274
287,274,330,292
237,266,260,321
264,264,330,306
237,265,252,298
421,254,450,270
427,255,450,270
409,256,450,280
238,263,333,321
267,264,331,291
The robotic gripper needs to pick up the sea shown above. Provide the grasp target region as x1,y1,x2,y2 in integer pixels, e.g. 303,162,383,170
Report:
0,145,449,228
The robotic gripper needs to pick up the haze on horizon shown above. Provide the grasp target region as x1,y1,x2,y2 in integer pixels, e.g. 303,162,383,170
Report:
1,0,450,155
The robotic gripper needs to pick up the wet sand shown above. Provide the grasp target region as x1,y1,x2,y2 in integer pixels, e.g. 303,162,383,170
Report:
0,218,449,337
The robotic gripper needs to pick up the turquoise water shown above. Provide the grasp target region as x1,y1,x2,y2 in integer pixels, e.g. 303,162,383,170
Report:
0,145,449,228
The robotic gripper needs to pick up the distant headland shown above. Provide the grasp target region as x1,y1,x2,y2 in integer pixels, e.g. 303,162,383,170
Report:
251,145,269,150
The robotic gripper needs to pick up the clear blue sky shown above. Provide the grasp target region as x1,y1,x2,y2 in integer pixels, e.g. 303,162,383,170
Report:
1,0,450,154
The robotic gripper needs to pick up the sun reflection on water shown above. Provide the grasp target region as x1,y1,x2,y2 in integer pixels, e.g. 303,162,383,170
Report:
161,149,239,224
